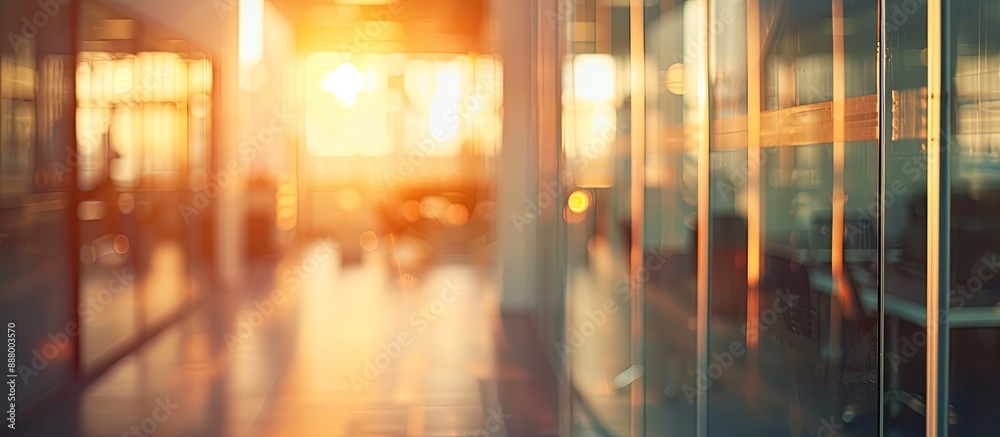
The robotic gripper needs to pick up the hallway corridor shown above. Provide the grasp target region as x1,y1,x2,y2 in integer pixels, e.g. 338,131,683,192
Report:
20,241,530,436
7,0,1000,434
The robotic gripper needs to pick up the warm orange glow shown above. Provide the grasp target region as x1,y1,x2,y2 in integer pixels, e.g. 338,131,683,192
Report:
563,205,586,224
359,231,379,252
567,190,591,214
746,0,762,352
563,53,617,188
305,53,390,157
563,191,591,224
113,234,130,254
336,189,362,211
305,53,499,163
445,204,469,226
428,63,463,142
321,63,366,108
117,193,135,214
573,54,616,103
76,51,201,187
665,63,684,95
187,59,212,94
400,200,422,222
276,176,297,230
143,242,187,322
238,0,263,68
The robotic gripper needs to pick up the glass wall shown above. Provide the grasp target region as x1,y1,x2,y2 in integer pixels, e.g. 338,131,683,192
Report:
0,0,215,410
642,0,706,434
657,0,885,434
76,0,214,368
542,0,1000,434
882,0,931,433
0,0,77,407
943,0,1000,435
552,0,637,434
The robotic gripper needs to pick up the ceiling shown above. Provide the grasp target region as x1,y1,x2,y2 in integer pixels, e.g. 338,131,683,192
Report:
269,0,489,54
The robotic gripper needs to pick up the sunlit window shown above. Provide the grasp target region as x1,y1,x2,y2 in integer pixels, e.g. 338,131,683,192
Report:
306,53,390,157
76,51,209,188
563,53,617,188
305,52,503,158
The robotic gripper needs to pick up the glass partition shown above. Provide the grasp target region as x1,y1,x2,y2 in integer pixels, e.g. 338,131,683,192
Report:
881,0,933,433
556,0,636,434
700,0,882,434
76,0,213,368
642,0,706,435
943,0,1000,434
0,0,76,407
542,0,1000,434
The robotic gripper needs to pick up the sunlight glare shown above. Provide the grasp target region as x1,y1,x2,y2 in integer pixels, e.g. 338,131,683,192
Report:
321,63,366,108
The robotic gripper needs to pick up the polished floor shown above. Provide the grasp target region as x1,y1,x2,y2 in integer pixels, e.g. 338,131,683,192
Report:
21,239,554,437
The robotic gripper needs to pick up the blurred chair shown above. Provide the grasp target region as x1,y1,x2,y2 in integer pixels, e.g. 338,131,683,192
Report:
761,253,820,434
709,216,749,319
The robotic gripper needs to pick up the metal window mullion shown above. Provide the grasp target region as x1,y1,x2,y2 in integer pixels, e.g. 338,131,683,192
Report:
746,0,762,378
696,0,713,436
877,0,888,434
629,0,647,435
925,0,951,434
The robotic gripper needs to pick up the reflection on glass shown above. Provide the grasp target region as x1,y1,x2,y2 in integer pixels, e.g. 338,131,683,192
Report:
698,0,882,435
882,0,932,433
0,0,74,408
559,1,633,435
643,1,705,435
76,51,199,188
75,0,214,369
564,53,617,188
944,0,1000,434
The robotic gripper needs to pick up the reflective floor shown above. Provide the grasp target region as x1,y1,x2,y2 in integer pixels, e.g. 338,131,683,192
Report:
21,240,554,437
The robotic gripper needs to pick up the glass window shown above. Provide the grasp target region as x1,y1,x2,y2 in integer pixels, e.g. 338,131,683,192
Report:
556,1,636,435
944,0,1000,434
0,0,75,408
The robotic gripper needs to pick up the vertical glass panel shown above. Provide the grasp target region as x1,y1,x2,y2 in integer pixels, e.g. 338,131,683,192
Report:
643,0,704,435
560,0,635,434
78,0,210,367
707,0,753,433
705,0,880,434
882,0,932,433
945,0,1000,434
535,0,565,406
0,0,76,407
